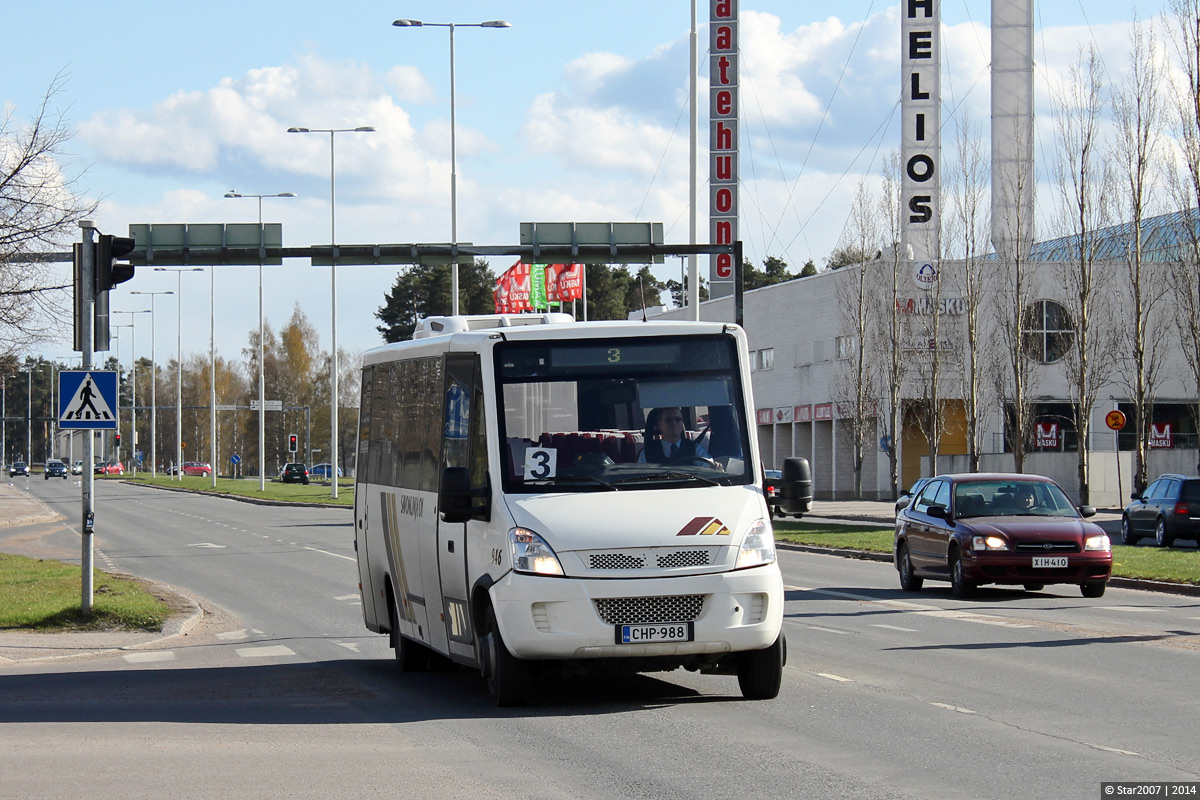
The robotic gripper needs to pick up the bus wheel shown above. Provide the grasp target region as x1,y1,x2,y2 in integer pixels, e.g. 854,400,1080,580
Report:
388,590,427,672
736,632,785,700
482,605,528,707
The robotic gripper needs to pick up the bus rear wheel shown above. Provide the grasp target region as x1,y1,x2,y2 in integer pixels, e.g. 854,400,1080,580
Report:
482,605,528,707
736,632,786,700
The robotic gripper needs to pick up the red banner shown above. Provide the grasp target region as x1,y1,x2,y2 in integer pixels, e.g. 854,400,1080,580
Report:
495,262,582,312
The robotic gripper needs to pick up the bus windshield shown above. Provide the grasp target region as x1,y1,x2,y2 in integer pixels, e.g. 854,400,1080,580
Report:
496,335,752,493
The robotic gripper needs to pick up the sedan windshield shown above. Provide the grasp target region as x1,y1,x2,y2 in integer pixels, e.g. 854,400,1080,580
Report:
955,480,1079,518
497,335,751,493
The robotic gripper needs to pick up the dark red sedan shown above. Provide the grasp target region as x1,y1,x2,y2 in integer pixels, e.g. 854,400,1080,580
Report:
894,473,1112,598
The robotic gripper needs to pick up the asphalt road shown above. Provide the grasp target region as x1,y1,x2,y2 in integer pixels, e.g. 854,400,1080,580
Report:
1,477,1198,800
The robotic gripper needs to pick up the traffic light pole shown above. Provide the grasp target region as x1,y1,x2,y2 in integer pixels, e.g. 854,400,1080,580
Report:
80,222,97,616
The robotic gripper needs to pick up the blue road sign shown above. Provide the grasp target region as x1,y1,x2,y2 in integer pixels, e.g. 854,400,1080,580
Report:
230,453,241,464
59,370,118,430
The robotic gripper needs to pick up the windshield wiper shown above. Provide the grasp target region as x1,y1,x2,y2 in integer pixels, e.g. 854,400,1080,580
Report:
528,474,619,491
610,471,720,487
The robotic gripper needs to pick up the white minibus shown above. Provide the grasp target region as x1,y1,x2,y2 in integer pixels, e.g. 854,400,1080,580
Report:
353,314,799,705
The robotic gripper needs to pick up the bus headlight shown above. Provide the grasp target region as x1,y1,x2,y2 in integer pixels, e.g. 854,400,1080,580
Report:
510,527,564,576
736,519,776,569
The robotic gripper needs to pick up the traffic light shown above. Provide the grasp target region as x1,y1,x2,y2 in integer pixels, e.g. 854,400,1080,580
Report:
95,234,137,292
288,434,298,453
114,433,121,447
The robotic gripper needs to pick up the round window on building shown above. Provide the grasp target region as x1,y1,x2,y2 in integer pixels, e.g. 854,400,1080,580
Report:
1021,300,1074,364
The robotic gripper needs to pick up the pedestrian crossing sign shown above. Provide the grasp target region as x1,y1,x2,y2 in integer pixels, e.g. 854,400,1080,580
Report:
59,370,118,430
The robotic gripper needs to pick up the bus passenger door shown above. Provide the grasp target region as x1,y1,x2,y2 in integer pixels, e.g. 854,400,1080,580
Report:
437,354,487,663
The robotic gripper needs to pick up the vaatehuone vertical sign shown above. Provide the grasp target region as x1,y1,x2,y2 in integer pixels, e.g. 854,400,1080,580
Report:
901,0,941,291
709,0,738,298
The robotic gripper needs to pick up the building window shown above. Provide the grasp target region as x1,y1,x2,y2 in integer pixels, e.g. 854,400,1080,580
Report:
754,348,774,371
836,336,857,360
1022,300,1073,364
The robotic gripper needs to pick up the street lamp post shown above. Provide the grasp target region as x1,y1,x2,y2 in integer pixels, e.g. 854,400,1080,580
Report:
19,367,32,463
224,191,296,491
114,310,150,475
154,268,203,480
129,291,173,476
109,328,133,470
393,18,511,316
285,127,374,499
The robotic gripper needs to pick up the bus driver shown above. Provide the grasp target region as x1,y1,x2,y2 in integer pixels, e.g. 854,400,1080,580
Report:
639,407,711,464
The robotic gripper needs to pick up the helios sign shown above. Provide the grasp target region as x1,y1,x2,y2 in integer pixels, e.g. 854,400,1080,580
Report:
901,0,941,290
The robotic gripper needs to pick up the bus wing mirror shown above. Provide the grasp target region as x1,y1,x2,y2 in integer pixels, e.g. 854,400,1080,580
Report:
776,457,813,515
439,466,490,523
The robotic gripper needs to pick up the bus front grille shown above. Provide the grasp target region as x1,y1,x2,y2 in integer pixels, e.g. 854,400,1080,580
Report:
594,595,705,625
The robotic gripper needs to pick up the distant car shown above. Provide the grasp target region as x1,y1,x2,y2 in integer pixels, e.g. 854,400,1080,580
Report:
44,460,68,480
1121,473,1200,548
181,461,212,477
280,462,309,485
309,463,342,479
895,477,931,516
71,461,84,475
894,473,1112,599
9,461,30,478
95,461,124,476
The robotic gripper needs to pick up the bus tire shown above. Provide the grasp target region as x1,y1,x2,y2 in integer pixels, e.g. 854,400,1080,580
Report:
388,589,428,673
736,632,785,700
482,605,528,707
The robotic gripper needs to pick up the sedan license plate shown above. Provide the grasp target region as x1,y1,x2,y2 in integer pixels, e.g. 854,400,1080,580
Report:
616,622,694,645
1032,556,1068,568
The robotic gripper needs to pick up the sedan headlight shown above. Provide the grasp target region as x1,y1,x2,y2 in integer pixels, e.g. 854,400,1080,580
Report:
509,527,564,576
1084,534,1111,552
736,519,777,569
972,535,1008,551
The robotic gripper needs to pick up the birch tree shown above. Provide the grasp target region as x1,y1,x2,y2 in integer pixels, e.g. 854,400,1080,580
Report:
946,112,994,473
832,181,881,499
1050,44,1118,504
1111,19,1171,492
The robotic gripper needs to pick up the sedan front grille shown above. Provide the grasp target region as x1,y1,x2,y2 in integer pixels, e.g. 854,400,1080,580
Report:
1014,541,1080,552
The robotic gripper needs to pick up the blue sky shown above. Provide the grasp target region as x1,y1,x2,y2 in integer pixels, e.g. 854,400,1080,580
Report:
3,0,1172,366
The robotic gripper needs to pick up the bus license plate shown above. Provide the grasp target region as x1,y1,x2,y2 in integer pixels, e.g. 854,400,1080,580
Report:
617,622,694,645
1032,556,1068,568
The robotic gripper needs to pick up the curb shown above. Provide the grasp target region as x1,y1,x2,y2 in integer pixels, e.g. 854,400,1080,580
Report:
777,541,1200,597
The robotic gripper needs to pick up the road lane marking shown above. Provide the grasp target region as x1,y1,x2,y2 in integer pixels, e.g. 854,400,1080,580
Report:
817,673,853,682
931,702,975,714
807,625,853,635
335,642,361,652
790,586,1033,628
216,629,249,641
301,545,356,562
188,542,226,549
236,645,296,658
870,624,919,632
1087,743,1139,756
335,594,360,601
123,651,176,663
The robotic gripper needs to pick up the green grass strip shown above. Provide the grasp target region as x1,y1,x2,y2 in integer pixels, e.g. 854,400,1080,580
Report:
0,553,172,631
773,521,1200,585
122,474,354,505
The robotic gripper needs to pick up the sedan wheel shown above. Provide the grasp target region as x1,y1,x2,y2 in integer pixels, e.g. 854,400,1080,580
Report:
1121,517,1140,546
1081,581,1107,598
949,549,975,599
1155,517,1175,548
1023,583,1045,592
897,542,923,592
